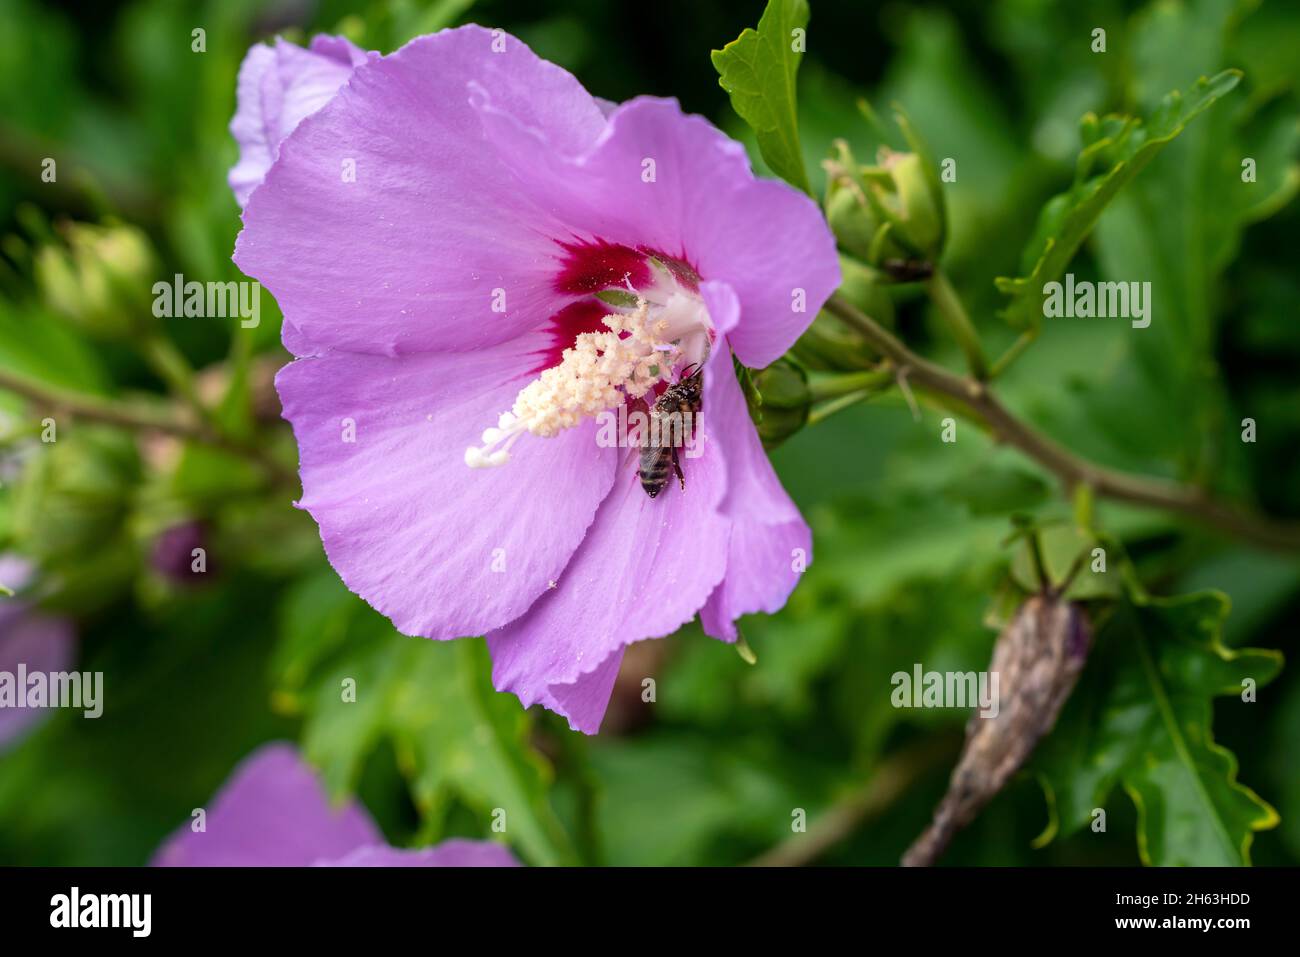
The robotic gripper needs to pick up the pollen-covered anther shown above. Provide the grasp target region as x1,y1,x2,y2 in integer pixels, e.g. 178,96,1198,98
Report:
465,297,692,468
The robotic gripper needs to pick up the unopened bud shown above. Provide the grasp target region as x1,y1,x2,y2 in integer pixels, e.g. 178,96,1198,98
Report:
150,520,214,585
823,136,946,269
791,258,892,372
749,359,810,448
35,221,155,339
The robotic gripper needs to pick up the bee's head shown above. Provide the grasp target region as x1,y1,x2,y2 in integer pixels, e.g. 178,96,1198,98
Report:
675,363,704,402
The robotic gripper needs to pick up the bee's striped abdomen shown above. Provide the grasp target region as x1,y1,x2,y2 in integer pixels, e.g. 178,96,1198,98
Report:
639,445,671,498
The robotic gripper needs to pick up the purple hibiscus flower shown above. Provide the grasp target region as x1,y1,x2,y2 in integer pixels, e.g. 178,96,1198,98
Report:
0,555,76,750
152,742,518,867
232,26,840,732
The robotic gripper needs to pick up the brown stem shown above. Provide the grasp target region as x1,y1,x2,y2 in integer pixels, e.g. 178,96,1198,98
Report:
0,368,296,489
748,737,958,867
824,294,1300,552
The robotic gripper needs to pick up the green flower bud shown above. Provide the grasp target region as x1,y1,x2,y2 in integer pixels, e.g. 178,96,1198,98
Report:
10,427,141,612
13,426,139,562
834,255,895,327
823,137,946,270
749,359,811,448
35,221,155,339
790,258,892,372
824,172,878,263
884,150,943,259
824,141,884,262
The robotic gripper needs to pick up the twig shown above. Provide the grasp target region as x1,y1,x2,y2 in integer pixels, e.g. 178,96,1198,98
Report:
824,293,1300,551
807,389,874,426
926,269,989,379
0,368,296,488
749,737,958,867
894,365,921,421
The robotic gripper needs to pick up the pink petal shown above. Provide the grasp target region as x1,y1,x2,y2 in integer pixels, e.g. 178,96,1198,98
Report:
473,95,840,367
698,354,811,642
320,839,520,867
152,743,381,866
537,647,625,735
276,333,616,640
485,295,740,732
228,36,371,208
485,434,727,732
235,26,609,357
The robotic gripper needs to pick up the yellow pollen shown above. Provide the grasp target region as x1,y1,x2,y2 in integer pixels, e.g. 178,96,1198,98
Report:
464,297,687,469
511,299,677,439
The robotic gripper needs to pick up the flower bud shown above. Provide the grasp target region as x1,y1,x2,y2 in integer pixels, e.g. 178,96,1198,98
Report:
13,427,138,564
749,359,811,448
790,258,892,372
10,427,140,612
824,164,879,263
35,221,156,340
823,138,946,269
884,150,943,259
150,520,214,585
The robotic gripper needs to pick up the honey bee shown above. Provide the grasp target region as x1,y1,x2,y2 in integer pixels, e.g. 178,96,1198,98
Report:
639,364,703,499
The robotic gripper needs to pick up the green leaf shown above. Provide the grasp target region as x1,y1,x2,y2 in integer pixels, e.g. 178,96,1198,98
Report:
711,0,812,194
276,581,577,867
1085,0,1300,485
940,464,1049,517
590,732,818,866
0,303,109,394
1033,586,1282,865
1007,522,1119,601
995,70,1241,330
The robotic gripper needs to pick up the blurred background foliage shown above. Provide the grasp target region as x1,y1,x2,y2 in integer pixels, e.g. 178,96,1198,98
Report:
0,0,1298,866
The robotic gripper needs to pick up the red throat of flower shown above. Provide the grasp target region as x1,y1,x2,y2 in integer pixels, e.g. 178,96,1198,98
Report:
464,239,715,470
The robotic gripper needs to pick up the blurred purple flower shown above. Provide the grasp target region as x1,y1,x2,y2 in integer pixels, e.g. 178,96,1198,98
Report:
0,556,76,749
149,520,214,584
229,35,372,207
152,742,518,867
232,26,839,732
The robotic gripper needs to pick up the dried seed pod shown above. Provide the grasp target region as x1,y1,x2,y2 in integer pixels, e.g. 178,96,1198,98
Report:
902,594,1091,866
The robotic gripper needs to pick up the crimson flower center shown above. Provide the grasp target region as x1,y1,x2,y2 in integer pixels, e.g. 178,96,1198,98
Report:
465,258,714,469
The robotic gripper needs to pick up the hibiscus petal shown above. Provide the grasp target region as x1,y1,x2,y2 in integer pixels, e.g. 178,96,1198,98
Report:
228,36,371,208
699,354,811,642
485,301,739,732
277,334,616,639
473,95,840,368
538,647,624,735
318,838,520,867
486,435,727,732
152,743,380,866
235,26,609,356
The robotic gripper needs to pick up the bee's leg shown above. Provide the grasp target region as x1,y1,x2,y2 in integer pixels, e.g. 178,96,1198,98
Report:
671,447,686,491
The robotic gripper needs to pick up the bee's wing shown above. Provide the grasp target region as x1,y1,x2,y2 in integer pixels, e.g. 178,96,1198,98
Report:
622,445,640,475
